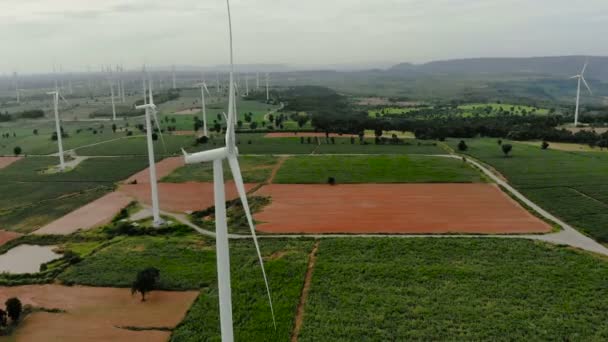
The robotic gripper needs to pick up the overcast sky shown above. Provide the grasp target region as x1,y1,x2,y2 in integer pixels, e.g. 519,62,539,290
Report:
2,0,608,73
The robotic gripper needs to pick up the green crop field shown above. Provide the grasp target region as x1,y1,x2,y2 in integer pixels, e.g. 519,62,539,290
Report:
75,134,198,156
0,156,148,232
163,155,279,183
170,239,314,341
273,155,483,184
449,138,608,242
299,238,608,341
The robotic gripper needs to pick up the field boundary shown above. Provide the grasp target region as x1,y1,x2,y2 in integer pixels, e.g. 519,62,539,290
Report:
291,240,319,342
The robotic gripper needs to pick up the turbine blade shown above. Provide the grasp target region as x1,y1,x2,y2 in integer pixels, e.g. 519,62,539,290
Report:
569,75,579,79
582,62,588,75
203,83,210,95
228,155,276,329
150,106,167,154
59,93,70,106
222,112,229,122
581,77,593,95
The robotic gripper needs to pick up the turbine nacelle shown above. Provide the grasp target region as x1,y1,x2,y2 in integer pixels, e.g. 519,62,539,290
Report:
182,146,238,164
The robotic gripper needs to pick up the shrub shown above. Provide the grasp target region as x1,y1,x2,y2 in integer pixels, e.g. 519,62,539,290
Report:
13,146,21,156
541,141,549,150
502,144,513,157
327,177,336,186
458,140,468,151
5,298,22,322
131,267,160,302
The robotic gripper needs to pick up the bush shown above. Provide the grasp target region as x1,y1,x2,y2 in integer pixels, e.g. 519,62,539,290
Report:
458,140,468,151
541,141,549,150
13,146,21,156
5,298,22,322
327,177,336,186
502,144,513,157
196,136,209,145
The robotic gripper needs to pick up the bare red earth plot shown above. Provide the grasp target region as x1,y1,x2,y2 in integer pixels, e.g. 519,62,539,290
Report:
0,285,197,342
124,157,185,184
254,184,551,234
0,230,22,246
0,156,22,169
34,191,133,235
119,181,256,213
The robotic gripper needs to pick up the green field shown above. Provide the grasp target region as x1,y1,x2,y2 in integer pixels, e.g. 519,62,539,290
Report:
163,155,279,183
368,103,551,119
299,238,608,341
449,138,608,242
273,155,483,184
0,156,148,232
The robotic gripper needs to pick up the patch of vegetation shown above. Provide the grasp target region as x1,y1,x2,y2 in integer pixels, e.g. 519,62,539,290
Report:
274,155,484,184
191,196,272,235
163,156,278,183
170,239,314,342
450,138,608,242
299,238,608,341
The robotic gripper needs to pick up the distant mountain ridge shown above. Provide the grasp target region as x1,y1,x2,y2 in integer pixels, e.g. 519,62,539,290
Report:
390,56,608,81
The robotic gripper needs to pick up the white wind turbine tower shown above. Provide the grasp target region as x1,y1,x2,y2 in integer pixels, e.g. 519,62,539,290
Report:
265,72,270,101
107,67,117,121
135,79,166,227
47,86,69,171
256,72,260,89
195,81,211,137
570,62,593,127
182,0,275,340
245,74,249,96
172,65,177,89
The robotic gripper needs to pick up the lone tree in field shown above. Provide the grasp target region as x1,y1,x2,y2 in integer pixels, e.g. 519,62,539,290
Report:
132,267,160,302
541,141,550,150
457,140,468,151
502,144,513,157
13,146,21,156
5,298,22,323
327,177,336,185
112,124,117,133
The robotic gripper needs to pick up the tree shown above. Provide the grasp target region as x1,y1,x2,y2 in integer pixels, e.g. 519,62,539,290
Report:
5,298,22,322
152,132,158,141
131,267,160,301
497,139,502,145
13,146,21,156
112,124,117,133
457,140,468,151
250,121,258,130
327,177,336,185
33,129,38,135
502,144,513,157
541,141,549,150
0,309,6,327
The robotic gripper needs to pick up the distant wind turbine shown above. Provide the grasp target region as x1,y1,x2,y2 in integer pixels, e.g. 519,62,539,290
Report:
195,81,211,137
172,65,177,89
570,62,593,126
135,79,166,227
47,87,69,171
265,72,270,102
182,1,275,340
256,72,260,89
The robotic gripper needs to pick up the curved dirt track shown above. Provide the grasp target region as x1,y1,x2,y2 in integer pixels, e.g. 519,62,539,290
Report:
254,183,551,234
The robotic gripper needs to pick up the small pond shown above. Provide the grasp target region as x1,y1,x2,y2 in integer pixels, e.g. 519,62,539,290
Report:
0,245,62,274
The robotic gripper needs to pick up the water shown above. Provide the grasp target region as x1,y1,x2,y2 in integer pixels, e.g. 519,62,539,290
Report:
0,245,62,274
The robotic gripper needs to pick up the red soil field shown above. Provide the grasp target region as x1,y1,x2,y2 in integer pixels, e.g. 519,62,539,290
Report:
125,157,184,184
0,156,22,169
34,192,133,235
254,184,551,234
264,132,357,138
0,285,197,342
119,181,256,213
0,229,21,246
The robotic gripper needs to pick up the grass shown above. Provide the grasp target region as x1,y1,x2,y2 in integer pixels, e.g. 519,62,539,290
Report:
449,138,608,242
273,155,484,184
0,156,148,232
58,235,217,290
163,156,279,183
170,239,314,342
75,134,197,156
299,238,608,341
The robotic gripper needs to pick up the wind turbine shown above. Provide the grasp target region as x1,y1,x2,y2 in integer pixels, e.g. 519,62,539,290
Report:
172,65,177,89
195,81,211,137
47,87,69,171
570,62,593,126
135,79,166,227
256,72,260,89
265,72,270,102
182,1,275,340
245,74,249,96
